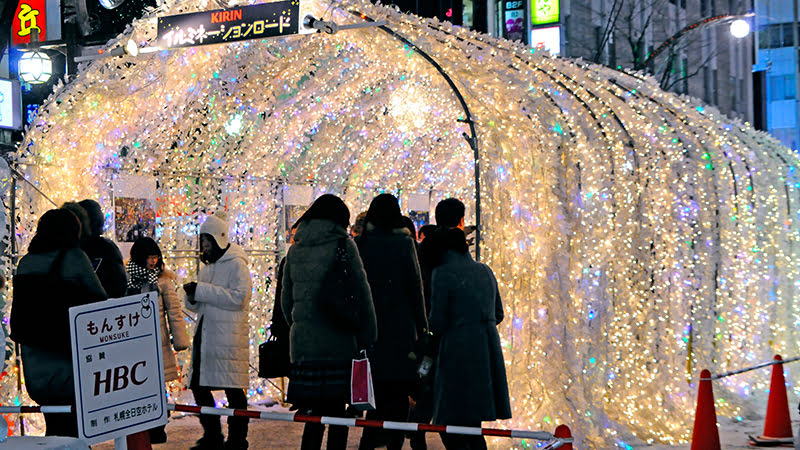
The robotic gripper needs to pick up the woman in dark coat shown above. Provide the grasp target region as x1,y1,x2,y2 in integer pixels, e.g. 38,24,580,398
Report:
282,194,377,450
429,228,511,450
10,209,108,437
355,194,427,450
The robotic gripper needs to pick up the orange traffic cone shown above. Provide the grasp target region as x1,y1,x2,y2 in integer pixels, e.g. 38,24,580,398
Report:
691,369,721,450
554,424,573,450
749,355,793,446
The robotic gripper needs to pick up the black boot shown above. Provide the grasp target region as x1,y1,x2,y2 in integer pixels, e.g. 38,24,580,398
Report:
190,414,224,449
224,417,249,449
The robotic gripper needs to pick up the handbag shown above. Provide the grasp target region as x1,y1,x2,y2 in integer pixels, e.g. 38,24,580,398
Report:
320,238,362,330
350,350,376,411
258,336,290,379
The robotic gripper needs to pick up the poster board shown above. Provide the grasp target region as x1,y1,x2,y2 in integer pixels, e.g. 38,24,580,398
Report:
69,292,167,444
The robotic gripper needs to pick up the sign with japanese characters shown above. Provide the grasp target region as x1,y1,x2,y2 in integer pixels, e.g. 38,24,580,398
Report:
70,292,166,444
532,0,559,26
157,0,307,50
12,0,62,46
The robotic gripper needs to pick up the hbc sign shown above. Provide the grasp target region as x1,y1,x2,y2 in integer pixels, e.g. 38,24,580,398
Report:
70,293,167,444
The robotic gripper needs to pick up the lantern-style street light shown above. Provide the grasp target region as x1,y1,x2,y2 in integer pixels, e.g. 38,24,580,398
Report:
18,51,53,84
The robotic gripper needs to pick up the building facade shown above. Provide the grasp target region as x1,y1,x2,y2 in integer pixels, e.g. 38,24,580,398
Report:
755,0,798,150
389,0,757,124
549,0,754,123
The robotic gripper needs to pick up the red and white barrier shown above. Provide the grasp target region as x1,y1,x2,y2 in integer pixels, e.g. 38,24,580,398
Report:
0,404,574,448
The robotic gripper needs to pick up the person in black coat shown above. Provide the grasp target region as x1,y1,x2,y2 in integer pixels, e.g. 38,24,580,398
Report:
282,195,377,450
429,229,511,450
264,225,297,381
10,209,108,437
78,199,128,298
410,198,465,450
355,194,427,450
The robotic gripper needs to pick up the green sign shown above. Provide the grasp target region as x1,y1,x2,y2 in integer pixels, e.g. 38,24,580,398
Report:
532,0,559,25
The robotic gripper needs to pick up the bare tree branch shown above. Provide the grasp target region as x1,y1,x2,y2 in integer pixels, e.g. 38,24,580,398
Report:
592,0,626,64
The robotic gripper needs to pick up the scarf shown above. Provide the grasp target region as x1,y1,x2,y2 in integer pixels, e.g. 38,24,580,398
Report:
126,260,159,292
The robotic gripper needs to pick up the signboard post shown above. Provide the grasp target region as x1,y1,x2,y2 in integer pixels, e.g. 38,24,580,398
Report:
69,292,166,445
157,0,310,50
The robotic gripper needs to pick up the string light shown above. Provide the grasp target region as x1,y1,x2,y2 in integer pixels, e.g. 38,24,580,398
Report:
5,0,799,446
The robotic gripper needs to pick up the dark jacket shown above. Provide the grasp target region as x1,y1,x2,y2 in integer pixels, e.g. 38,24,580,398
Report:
282,219,377,363
81,236,128,298
429,251,511,425
355,224,427,381
11,248,108,354
270,257,290,342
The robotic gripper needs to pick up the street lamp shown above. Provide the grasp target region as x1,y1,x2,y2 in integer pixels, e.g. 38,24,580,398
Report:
730,19,751,39
18,51,53,84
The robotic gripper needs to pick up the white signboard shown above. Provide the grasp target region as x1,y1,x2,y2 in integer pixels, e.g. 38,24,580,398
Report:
531,26,561,55
0,79,22,130
69,292,167,444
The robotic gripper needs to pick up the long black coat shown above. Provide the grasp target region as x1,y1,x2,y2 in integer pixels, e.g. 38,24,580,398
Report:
429,251,511,425
355,225,427,381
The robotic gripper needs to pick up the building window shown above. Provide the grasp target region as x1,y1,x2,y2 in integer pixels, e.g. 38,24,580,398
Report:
681,58,688,94
758,23,797,49
713,69,718,104
769,128,798,150
769,75,797,101
703,67,711,103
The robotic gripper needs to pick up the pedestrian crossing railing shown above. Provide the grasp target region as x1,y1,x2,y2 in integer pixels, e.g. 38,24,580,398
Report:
0,404,574,449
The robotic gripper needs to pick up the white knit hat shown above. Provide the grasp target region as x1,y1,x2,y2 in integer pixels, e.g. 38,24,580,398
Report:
199,211,229,248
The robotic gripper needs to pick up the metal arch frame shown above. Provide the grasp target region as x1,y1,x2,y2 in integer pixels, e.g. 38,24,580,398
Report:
348,10,483,261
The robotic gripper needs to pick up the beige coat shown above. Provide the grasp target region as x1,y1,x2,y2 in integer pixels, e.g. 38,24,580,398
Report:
158,270,190,382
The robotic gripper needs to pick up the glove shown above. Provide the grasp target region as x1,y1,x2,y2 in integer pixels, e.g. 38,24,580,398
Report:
183,282,197,297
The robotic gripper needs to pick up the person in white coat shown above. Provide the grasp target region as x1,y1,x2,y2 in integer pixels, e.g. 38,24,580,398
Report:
183,212,252,450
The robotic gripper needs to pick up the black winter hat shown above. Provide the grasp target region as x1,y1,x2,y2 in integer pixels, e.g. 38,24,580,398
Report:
78,199,105,238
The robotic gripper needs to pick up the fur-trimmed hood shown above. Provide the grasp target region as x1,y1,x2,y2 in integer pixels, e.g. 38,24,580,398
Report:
365,222,412,236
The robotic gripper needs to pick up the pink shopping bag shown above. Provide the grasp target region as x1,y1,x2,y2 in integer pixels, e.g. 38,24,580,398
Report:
350,352,376,411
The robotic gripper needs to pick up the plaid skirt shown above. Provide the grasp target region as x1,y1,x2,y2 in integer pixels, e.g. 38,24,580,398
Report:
287,360,351,409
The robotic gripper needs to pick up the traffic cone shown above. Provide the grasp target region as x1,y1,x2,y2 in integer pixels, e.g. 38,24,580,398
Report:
751,355,793,445
691,369,721,450
554,424,573,450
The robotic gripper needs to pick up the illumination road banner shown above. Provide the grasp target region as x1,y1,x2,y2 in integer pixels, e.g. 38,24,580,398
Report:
157,0,305,49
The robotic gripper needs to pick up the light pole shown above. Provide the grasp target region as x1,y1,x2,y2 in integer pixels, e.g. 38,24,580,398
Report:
794,0,799,151
642,12,754,69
